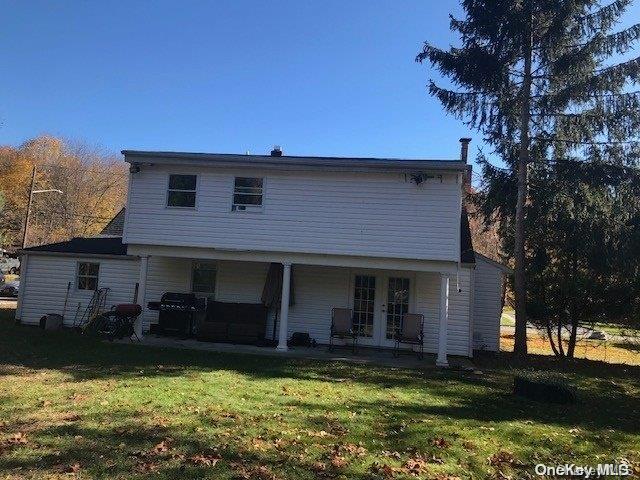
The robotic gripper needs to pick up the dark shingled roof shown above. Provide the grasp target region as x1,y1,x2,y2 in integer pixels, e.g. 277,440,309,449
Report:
460,207,475,264
100,208,125,236
23,237,128,256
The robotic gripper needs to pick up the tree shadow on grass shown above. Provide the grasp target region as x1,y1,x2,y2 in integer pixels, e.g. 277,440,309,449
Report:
1,319,639,436
4,319,639,383
0,409,383,479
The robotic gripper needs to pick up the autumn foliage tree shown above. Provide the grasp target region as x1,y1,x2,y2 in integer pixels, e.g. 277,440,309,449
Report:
0,135,127,249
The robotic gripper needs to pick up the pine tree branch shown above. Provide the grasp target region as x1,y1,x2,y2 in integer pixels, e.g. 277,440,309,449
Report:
532,136,640,146
542,57,640,108
576,0,631,36
532,24,640,56
531,90,640,100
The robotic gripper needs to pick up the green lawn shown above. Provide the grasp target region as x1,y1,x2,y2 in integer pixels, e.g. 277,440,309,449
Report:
1,307,639,479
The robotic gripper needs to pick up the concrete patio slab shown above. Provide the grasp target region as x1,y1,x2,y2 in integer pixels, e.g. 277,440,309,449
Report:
117,334,476,370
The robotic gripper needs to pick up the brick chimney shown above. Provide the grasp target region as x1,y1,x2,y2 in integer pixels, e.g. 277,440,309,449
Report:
459,138,471,163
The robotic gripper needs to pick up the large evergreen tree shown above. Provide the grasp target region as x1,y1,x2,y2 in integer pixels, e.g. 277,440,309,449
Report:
418,0,640,356
524,160,640,357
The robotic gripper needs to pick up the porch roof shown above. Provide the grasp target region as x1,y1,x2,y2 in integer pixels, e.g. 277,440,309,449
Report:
21,237,128,256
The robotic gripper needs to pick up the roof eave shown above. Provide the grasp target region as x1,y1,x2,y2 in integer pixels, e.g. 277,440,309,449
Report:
20,251,136,260
122,151,468,173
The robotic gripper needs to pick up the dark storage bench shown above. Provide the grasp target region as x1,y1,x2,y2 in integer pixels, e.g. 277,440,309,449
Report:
196,301,267,345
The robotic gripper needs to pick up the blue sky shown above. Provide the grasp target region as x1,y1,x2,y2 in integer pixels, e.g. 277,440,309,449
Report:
2,1,639,172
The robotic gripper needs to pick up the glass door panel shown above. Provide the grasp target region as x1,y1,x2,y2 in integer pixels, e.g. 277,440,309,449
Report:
386,277,410,340
353,275,376,337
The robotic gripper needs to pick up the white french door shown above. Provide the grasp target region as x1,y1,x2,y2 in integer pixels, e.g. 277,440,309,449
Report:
382,276,411,347
352,274,377,341
350,272,413,347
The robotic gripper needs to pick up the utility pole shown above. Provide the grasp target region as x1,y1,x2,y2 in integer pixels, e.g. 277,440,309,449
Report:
22,166,36,249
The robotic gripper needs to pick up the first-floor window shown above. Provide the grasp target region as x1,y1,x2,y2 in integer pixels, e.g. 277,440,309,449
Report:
77,262,100,290
192,261,217,294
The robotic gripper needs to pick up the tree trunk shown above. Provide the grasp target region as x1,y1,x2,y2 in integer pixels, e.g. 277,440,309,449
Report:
557,320,565,357
567,319,578,358
546,319,560,356
567,253,579,358
513,17,533,357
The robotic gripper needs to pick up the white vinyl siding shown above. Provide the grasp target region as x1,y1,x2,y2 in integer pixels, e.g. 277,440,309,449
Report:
125,166,461,262
415,269,472,357
139,256,192,331
472,257,505,352
19,254,473,356
137,258,472,355
271,265,352,343
19,254,139,327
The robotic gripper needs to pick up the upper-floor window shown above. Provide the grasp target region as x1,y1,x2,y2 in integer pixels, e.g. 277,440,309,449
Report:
232,177,263,211
77,262,100,290
167,174,197,208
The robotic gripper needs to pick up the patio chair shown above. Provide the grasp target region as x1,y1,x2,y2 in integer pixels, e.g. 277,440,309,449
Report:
329,307,358,353
393,313,424,359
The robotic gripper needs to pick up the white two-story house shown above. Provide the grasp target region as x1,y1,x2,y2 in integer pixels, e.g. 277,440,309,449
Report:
15,141,509,365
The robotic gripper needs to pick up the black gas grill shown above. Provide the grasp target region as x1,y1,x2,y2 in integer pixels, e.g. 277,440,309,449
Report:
148,292,205,336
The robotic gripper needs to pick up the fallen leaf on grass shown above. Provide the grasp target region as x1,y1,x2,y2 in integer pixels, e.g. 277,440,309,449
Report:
152,439,172,454
62,413,81,422
70,393,89,403
5,432,27,445
381,450,402,459
311,461,327,472
230,462,278,480
335,442,367,457
370,462,397,478
431,437,451,449
404,457,429,476
330,455,348,468
489,450,522,467
52,463,82,474
189,453,220,467
135,461,160,473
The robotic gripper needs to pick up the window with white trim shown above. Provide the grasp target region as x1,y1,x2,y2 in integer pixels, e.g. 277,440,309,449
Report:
167,174,197,208
191,261,217,294
232,177,263,211
77,262,100,290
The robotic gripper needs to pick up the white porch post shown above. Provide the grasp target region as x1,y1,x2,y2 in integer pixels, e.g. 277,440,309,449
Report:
135,255,149,339
276,262,292,351
436,273,450,367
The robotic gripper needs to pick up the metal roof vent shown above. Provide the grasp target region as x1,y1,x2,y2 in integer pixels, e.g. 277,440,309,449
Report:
270,145,282,157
